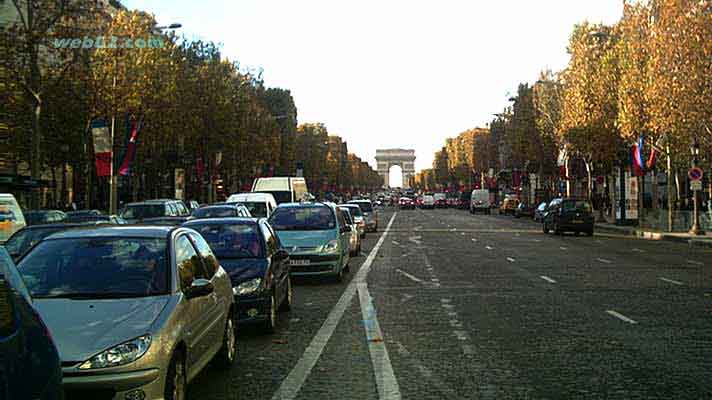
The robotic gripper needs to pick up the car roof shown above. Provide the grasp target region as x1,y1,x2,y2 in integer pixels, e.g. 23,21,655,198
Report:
45,225,176,240
348,199,371,203
228,192,276,202
18,222,96,230
277,202,331,208
183,217,259,226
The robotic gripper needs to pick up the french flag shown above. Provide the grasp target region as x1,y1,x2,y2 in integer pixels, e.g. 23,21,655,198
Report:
91,118,111,177
631,136,645,177
118,115,142,176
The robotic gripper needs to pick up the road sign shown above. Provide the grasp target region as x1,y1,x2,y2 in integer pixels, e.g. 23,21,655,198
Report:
691,180,703,191
688,167,703,181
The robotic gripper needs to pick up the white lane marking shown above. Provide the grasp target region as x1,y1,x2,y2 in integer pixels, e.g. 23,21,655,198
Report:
392,240,400,246
471,238,478,242
453,330,470,341
271,213,397,400
441,303,455,309
597,258,612,264
461,232,466,236
532,239,542,243
431,278,440,282
687,259,704,266
606,310,638,324
659,277,683,286
408,235,422,245
396,268,424,283
400,294,414,304
506,257,515,263
447,311,457,317
632,248,644,253
358,282,402,399
440,298,451,303
559,246,567,251
540,276,557,284
485,245,494,250
449,319,463,328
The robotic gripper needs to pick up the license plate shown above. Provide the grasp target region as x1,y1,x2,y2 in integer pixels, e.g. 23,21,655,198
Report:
572,220,583,224
290,259,310,266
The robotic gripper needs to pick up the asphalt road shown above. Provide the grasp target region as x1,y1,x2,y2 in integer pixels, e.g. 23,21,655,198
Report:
189,207,712,400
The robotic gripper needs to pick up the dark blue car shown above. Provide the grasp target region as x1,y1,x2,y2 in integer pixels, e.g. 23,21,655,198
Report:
0,247,62,400
183,218,291,333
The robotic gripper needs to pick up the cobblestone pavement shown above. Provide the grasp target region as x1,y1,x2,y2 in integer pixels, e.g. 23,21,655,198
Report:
189,207,712,399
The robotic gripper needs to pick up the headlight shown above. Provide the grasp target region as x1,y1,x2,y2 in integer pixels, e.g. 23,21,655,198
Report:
78,335,151,370
321,239,339,254
234,277,262,296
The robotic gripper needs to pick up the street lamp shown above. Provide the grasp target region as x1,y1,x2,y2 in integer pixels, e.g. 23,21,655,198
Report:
689,137,704,235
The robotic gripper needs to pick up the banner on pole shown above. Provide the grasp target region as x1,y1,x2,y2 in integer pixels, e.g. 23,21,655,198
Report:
91,118,111,177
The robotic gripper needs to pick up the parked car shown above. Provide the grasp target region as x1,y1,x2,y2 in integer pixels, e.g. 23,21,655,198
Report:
269,202,351,282
515,203,535,218
3,223,98,262
470,189,491,214
434,193,447,208
119,199,190,223
0,246,63,400
24,210,67,226
349,199,378,232
252,177,309,204
398,197,415,210
226,192,278,218
421,194,435,209
189,204,251,220
458,191,471,210
184,218,292,332
534,201,549,222
499,197,520,215
0,193,26,243
16,225,237,400
542,198,594,236
339,204,366,238
338,206,362,256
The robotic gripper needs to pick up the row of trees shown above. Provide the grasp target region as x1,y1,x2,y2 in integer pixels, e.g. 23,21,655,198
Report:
0,1,380,209
417,0,711,214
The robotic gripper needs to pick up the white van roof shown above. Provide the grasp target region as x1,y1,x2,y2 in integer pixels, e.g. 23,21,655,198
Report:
227,192,276,203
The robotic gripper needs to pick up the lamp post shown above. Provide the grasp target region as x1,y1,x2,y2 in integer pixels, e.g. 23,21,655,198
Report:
689,137,704,235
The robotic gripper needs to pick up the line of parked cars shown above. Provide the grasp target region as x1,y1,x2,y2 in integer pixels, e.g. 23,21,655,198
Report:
0,182,379,400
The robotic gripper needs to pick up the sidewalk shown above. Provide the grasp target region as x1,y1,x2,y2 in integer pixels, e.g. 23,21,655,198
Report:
595,222,712,248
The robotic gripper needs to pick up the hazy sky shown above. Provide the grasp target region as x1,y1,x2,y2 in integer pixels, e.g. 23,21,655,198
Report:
124,0,622,172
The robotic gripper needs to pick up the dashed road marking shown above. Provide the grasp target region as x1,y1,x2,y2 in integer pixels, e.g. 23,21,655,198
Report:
532,239,542,243
559,246,567,251
392,240,400,246
453,330,470,341
441,303,455,310
431,278,440,282
440,298,451,303
506,257,515,263
659,277,683,286
687,259,704,266
540,276,557,284
485,245,494,250
606,310,637,324
472,238,478,242
396,268,424,283
632,248,644,253
271,213,398,400
597,258,612,264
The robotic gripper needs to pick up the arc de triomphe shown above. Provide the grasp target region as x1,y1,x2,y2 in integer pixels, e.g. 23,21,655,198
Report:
375,149,416,188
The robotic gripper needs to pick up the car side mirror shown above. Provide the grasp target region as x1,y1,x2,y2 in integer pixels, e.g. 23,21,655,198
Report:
276,249,289,259
185,278,214,299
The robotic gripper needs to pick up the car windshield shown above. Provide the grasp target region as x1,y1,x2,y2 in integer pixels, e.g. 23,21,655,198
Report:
269,206,335,231
339,209,353,224
563,201,592,213
120,204,165,219
256,191,291,204
236,202,268,218
350,201,373,213
537,203,547,211
191,223,263,259
17,237,169,298
346,207,363,218
3,227,65,259
192,207,237,218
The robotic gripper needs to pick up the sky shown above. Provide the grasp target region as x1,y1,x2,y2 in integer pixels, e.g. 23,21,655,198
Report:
124,0,623,172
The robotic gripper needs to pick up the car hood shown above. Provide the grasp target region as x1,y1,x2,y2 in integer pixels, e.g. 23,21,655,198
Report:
275,230,336,249
34,296,170,362
219,258,268,286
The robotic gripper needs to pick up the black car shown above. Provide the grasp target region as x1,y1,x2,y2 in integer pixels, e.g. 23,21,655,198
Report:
119,199,191,223
533,201,548,222
3,223,98,262
183,218,291,333
542,198,594,236
23,210,67,226
189,204,251,220
0,247,63,400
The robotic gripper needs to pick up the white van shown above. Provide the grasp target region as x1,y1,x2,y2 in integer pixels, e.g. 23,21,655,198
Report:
0,194,26,243
251,177,308,205
226,192,278,218
470,189,491,214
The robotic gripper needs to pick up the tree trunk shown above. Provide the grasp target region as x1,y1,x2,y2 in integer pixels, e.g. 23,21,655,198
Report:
667,147,673,232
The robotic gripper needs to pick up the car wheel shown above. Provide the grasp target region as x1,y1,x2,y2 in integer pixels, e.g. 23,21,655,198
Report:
215,311,237,368
164,351,187,400
279,277,293,311
263,291,277,334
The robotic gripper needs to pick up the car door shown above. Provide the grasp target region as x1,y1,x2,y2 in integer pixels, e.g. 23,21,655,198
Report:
335,209,350,266
260,222,285,303
174,234,215,373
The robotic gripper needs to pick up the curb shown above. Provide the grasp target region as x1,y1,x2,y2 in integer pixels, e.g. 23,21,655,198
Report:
595,224,712,248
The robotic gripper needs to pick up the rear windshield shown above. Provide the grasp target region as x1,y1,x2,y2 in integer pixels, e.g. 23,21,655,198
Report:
233,202,267,218
256,191,291,204
350,201,372,213
192,207,237,218
120,204,165,219
563,201,592,213
269,206,335,231
17,237,169,298
191,223,263,259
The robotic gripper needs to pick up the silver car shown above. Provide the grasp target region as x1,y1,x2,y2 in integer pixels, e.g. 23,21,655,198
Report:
16,225,237,400
338,206,362,256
